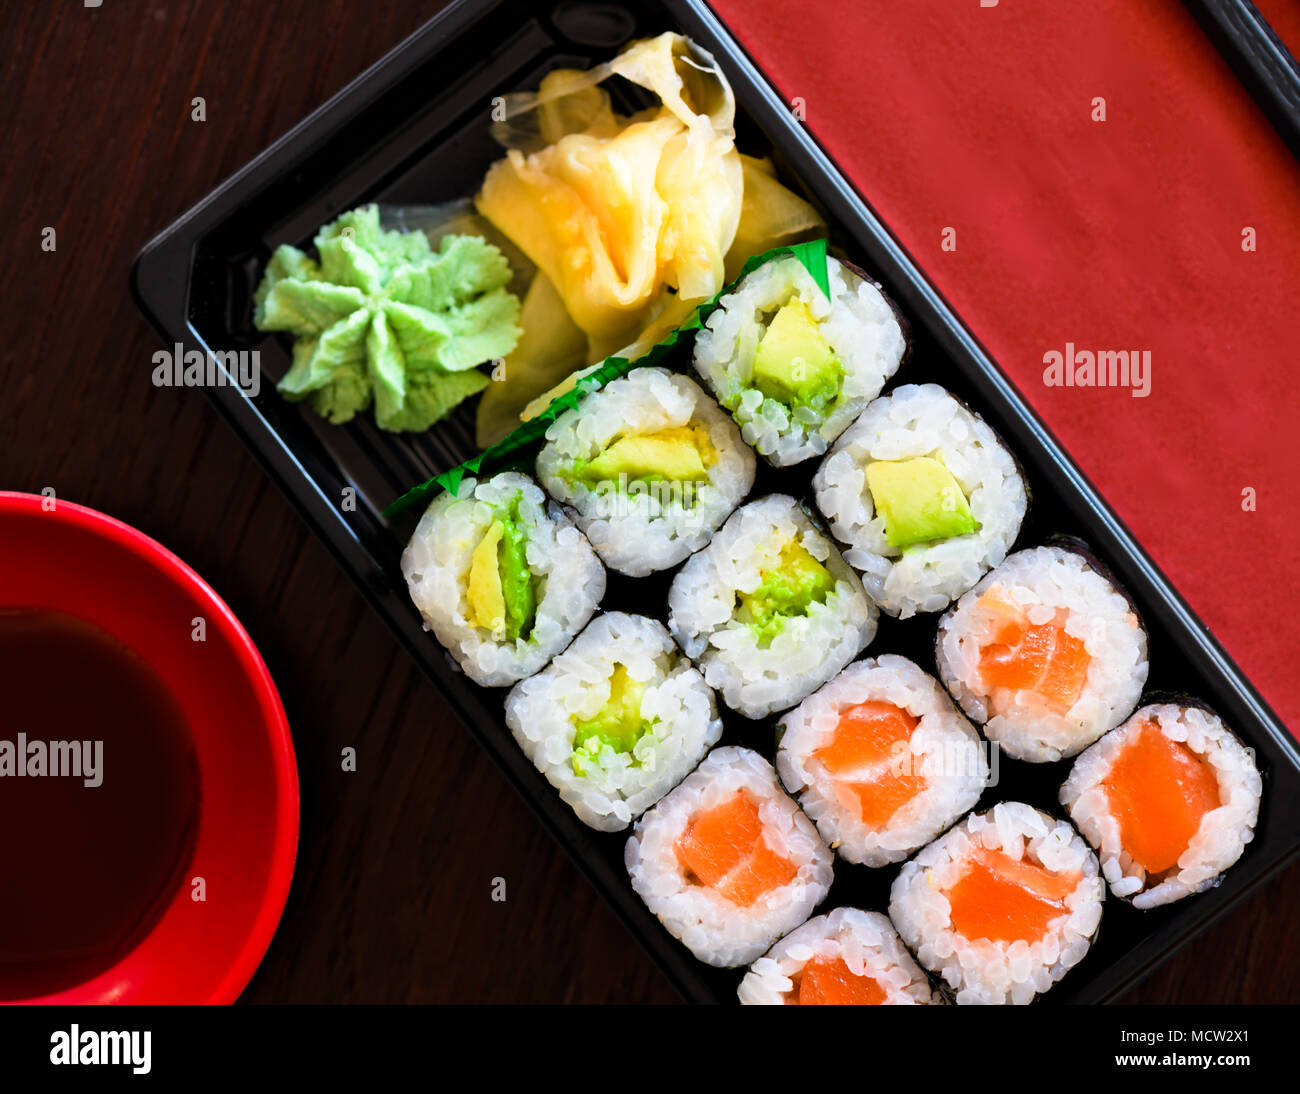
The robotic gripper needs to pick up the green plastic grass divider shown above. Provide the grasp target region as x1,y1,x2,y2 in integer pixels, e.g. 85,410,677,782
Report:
383,237,829,518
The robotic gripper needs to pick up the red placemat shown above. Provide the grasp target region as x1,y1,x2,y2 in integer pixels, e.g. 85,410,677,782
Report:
1256,0,1300,55
711,0,1300,737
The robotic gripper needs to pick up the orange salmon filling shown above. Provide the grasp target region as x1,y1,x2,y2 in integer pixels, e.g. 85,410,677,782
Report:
947,846,1081,944
814,700,926,828
675,792,797,907
796,956,887,1005
1103,720,1222,875
976,590,1090,712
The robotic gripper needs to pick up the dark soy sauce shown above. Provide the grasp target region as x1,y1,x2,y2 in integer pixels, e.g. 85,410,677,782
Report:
0,609,200,999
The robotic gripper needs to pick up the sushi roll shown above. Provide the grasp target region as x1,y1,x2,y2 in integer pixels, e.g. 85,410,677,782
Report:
504,612,723,831
693,254,907,466
738,907,940,1005
625,746,833,967
1060,703,1262,909
935,545,1148,762
776,655,988,867
535,367,755,577
668,495,877,720
812,383,1028,618
889,802,1105,1005
401,471,605,686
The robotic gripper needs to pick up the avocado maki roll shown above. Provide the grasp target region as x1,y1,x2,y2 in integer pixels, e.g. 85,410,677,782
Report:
692,254,907,466
935,546,1149,762
505,612,723,832
668,494,877,720
536,367,756,577
813,384,1028,618
625,746,834,967
400,471,605,686
1060,702,1261,909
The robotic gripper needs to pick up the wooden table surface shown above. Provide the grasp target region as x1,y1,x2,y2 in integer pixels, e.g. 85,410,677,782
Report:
3,0,1296,1004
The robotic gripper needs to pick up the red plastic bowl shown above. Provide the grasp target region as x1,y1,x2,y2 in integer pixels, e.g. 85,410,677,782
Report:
0,492,298,1003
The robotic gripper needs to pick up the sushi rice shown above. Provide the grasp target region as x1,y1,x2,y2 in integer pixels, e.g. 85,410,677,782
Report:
505,612,723,832
401,471,604,686
935,545,1149,762
625,746,833,967
536,367,755,577
693,254,906,466
813,383,1028,618
668,495,878,719
1060,702,1261,909
776,655,988,867
890,802,1105,1005
738,907,940,1005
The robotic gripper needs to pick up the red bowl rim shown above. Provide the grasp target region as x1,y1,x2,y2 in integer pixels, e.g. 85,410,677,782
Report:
0,491,299,1005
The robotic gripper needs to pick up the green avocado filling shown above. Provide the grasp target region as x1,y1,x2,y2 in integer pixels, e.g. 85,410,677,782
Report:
466,492,537,641
496,504,536,641
734,539,836,645
575,425,715,485
751,297,842,410
571,663,655,776
866,456,979,550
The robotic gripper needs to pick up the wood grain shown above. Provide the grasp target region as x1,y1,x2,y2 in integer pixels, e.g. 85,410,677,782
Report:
0,0,1292,1004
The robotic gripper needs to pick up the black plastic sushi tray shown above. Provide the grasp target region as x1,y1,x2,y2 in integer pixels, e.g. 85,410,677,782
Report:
131,0,1300,1004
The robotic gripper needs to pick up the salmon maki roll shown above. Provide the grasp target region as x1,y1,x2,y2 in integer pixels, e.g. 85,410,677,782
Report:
625,746,833,967
935,545,1149,762
776,655,988,867
1060,703,1261,909
738,907,939,1005
889,802,1104,1005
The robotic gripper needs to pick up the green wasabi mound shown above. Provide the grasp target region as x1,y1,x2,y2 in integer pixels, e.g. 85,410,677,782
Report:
866,456,979,549
735,539,835,645
751,297,841,410
253,205,521,431
571,664,654,775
